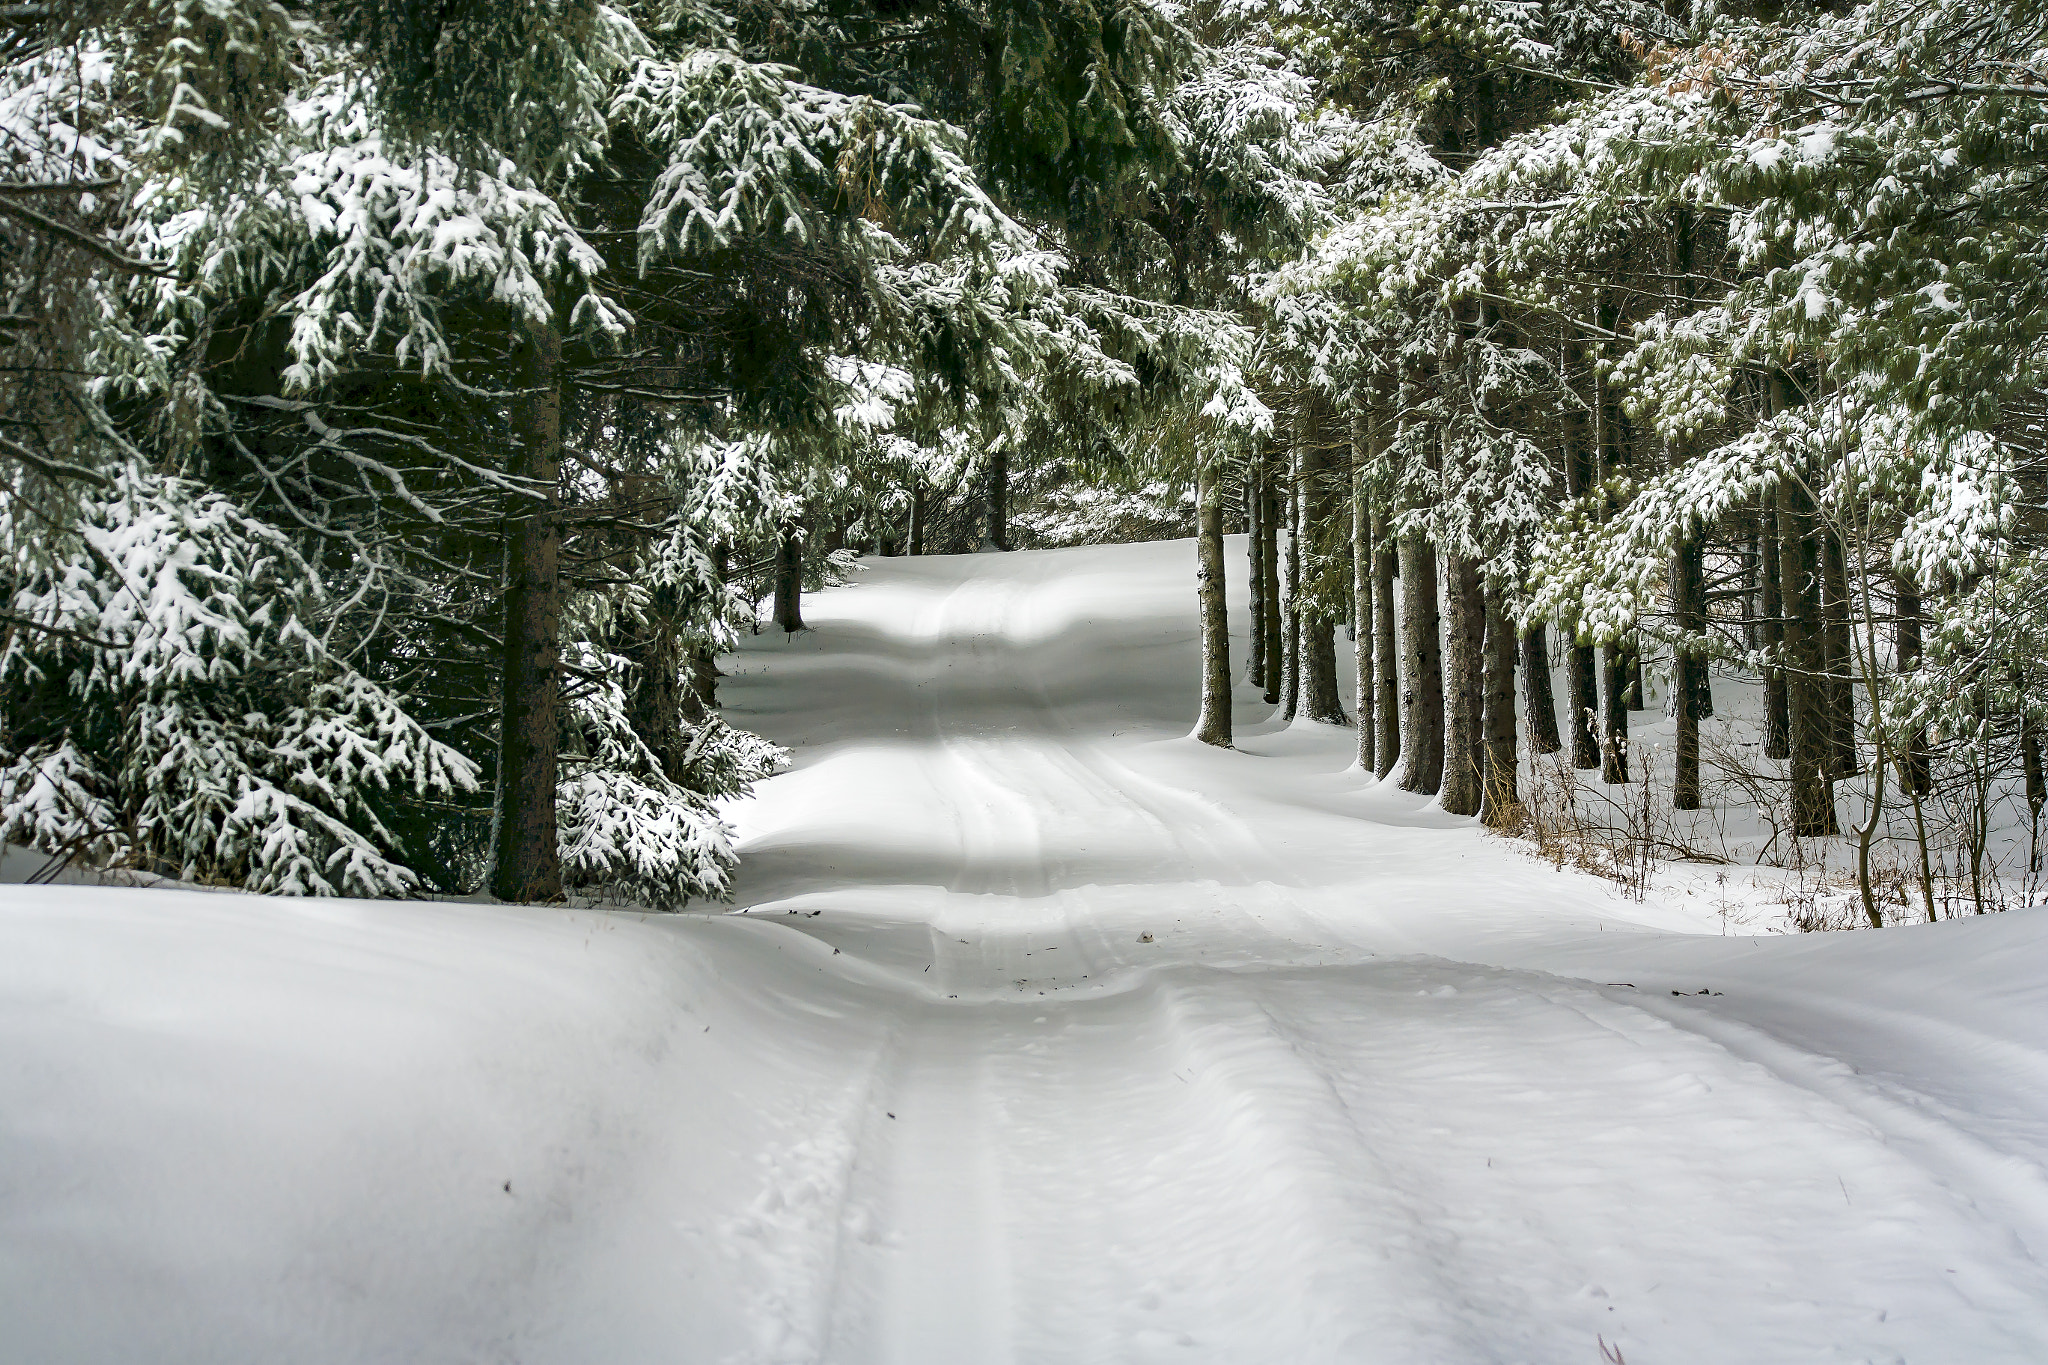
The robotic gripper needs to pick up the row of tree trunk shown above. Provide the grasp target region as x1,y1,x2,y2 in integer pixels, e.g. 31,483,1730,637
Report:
1197,393,1877,830
1202,406,1900,840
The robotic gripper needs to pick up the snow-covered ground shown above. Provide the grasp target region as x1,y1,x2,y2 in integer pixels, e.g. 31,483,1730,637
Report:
5,536,2047,1364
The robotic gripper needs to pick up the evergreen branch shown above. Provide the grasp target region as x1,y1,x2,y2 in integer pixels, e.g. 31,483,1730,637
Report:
1899,78,2048,103
0,609,123,650
0,176,120,195
0,195,173,277
0,431,113,488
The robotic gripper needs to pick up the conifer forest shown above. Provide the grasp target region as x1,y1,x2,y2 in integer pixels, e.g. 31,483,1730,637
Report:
6,1,2048,1362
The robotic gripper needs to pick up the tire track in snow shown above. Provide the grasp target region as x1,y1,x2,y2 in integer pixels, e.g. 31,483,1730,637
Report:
823,1010,1017,1365
723,544,2048,1364
1623,990,2048,1269
1236,961,2048,1363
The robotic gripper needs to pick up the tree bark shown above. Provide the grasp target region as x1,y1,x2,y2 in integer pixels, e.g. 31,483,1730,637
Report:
773,515,805,632
490,321,565,904
2025,713,2046,824
690,649,719,717
1298,401,1347,725
1351,414,1375,770
1192,464,1233,748
1568,637,1601,770
1281,442,1302,720
1260,452,1283,703
1760,499,1791,759
628,583,689,785
1820,530,1860,776
1601,641,1630,784
1301,614,1345,723
1743,531,1761,653
1373,515,1401,779
1560,345,1601,770
1398,536,1444,794
1522,624,1561,755
688,543,728,717
985,446,1009,550
1441,553,1485,815
908,481,928,556
1247,463,1266,691
1481,585,1520,825
1895,573,1930,796
1672,538,1707,810
1778,477,1840,836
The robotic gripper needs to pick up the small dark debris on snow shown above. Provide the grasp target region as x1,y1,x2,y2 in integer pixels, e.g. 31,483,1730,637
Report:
886,1112,895,1119
833,947,841,954
1606,982,1636,989
503,1181,512,1194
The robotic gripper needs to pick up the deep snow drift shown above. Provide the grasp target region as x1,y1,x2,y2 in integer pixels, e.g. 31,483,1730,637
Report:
4,536,2047,1364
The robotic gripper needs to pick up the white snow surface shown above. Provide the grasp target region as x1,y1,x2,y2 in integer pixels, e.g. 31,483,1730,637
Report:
5,536,2048,1364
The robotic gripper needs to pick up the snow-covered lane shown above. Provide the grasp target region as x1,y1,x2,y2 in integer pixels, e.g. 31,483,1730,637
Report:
5,536,2048,1364
719,538,2048,1364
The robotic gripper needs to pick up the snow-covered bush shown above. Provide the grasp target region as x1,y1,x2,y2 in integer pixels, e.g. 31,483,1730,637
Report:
1014,478,1198,547
557,645,784,908
0,467,477,895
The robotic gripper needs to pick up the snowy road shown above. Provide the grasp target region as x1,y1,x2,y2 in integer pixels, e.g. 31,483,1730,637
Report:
711,539,2048,1364
5,537,2048,1363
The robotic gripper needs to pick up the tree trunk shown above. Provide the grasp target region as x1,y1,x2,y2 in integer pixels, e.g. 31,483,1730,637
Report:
1441,553,1484,815
1260,454,1283,703
628,583,689,785
2025,713,2046,823
690,649,719,718
1247,463,1266,691
1820,530,1860,776
1672,539,1706,810
908,482,928,556
1743,531,1761,653
688,543,728,717
1373,516,1401,779
1302,615,1345,723
1522,624,1561,755
1298,401,1347,725
773,515,805,632
1595,312,1647,754
1568,638,1600,770
1760,499,1791,759
1560,343,1600,770
490,321,565,904
1601,642,1630,784
1895,574,1930,796
1481,585,1520,825
1351,416,1375,770
1281,444,1302,720
985,447,1009,550
1192,464,1233,748
1463,590,1486,748
1778,478,1840,837
1398,536,1444,794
